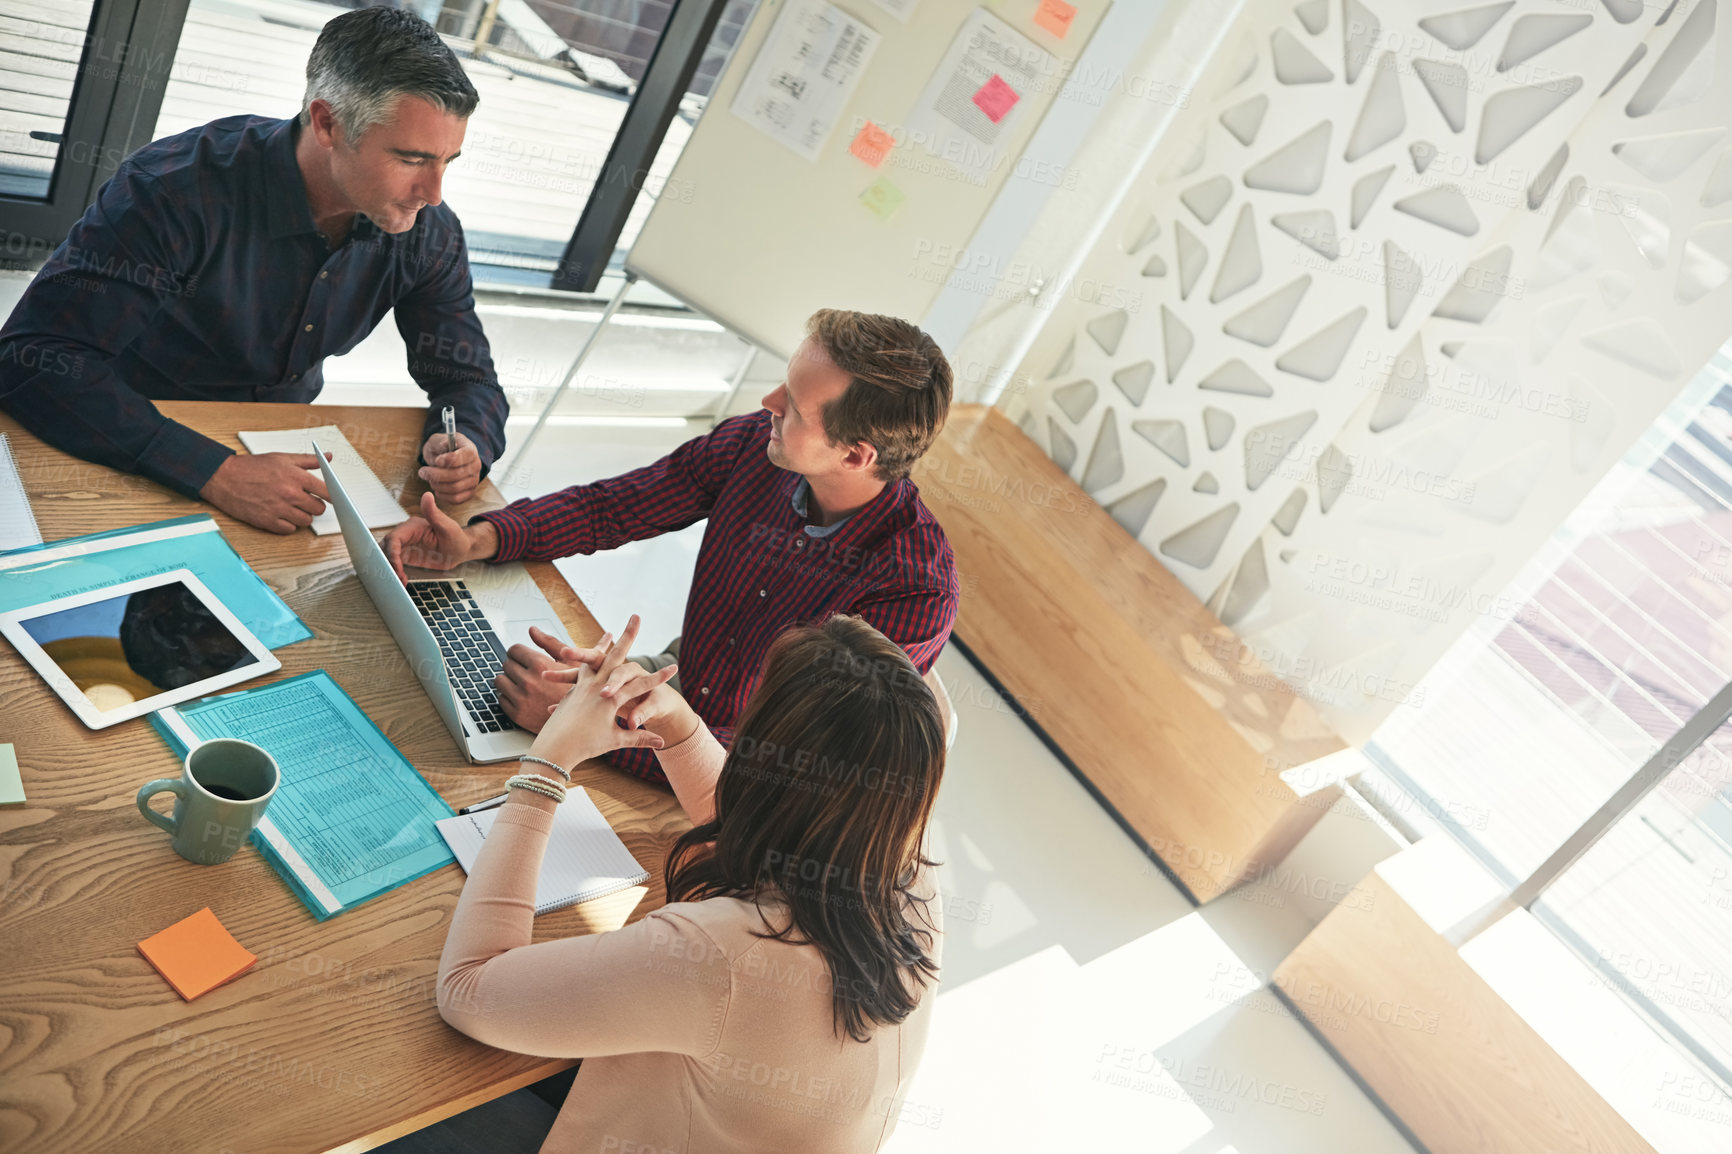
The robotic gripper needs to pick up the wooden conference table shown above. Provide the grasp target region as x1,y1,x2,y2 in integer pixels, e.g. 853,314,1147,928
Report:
0,403,690,1153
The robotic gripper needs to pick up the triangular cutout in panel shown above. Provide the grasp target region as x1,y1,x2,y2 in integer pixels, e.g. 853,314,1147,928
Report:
1203,407,1236,450
1106,479,1167,538
1220,94,1270,147
1434,246,1515,322
1245,410,1319,490
1081,411,1124,494
1276,308,1368,381
1612,129,1727,182
1052,379,1098,422
1581,317,1682,378
1384,240,1423,328
1317,446,1352,513
1705,148,1732,208
1182,175,1234,224
1478,78,1583,164
1199,359,1275,397
1419,2,1514,51
1273,27,1334,84
1160,504,1241,569
1209,204,1263,304
1295,0,1328,35
1143,253,1168,277
1679,220,1732,304
1527,143,1568,209
1132,418,1190,466
1271,489,1307,535
1175,222,1209,300
1413,59,1469,132
1368,334,1427,432
1497,13,1592,72
1194,472,1221,495
1048,419,1077,472
1411,141,1437,172
1627,0,1716,118
1086,309,1130,355
1603,43,1647,95
1343,0,1380,83
1345,52,1405,162
1163,305,1195,383
1393,184,1481,235
1244,121,1333,195
1272,210,1340,259
1351,165,1395,228
1113,361,1155,405
1224,276,1311,346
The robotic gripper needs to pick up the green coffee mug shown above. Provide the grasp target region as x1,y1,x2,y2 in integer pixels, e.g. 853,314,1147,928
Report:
137,739,280,865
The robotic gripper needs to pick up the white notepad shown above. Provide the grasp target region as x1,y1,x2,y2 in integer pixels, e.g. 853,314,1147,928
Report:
237,425,408,536
435,788,651,915
0,434,43,552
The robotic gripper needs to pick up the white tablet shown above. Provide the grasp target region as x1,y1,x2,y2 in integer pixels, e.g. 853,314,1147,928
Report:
0,569,281,729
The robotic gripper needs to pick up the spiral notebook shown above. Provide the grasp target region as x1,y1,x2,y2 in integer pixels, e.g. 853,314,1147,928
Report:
0,434,43,552
435,788,650,915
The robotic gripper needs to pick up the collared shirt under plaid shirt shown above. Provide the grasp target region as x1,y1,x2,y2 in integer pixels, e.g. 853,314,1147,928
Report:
478,410,959,784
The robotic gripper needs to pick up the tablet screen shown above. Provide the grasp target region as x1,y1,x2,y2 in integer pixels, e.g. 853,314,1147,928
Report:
18,577,263,713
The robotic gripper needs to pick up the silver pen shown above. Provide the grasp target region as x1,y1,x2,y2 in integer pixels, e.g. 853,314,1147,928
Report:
441,404,458,458
459,791,510,815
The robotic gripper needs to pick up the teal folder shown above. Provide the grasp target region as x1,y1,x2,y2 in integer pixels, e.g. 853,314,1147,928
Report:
151,670,455,920
0,515,309,650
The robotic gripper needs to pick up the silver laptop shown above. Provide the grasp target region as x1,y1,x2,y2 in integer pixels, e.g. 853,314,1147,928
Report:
317,443,565,763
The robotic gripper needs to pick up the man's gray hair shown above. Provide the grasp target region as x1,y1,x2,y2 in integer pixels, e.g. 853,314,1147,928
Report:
299,7,479,142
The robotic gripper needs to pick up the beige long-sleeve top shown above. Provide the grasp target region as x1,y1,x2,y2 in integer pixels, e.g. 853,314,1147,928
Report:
437,727,942,1154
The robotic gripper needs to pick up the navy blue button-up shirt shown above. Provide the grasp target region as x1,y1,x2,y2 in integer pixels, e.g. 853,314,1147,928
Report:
0,115,508,497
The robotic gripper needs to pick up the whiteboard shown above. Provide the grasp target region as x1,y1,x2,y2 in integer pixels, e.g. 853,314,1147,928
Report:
627,0,1112,362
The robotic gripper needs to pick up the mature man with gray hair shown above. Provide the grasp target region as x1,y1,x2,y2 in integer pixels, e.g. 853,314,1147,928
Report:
0,7,507,532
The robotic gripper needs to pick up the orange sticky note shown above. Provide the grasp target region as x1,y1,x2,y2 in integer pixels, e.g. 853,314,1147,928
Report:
1035,0,1077,38
138,907,257,1001
972,75,1020,124
850,121,896,167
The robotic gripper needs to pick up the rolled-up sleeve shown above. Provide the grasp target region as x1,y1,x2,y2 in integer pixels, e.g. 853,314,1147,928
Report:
395,217,508,474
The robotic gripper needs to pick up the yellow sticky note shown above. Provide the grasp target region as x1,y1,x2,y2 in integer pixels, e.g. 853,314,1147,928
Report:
860,177,906,221
849,121,896,167
1035,0,1077,38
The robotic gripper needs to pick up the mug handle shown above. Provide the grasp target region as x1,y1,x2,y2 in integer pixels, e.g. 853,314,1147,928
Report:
136,779,187,834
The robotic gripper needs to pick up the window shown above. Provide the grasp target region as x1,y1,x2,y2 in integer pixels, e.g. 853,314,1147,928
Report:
1368,340,1732,1096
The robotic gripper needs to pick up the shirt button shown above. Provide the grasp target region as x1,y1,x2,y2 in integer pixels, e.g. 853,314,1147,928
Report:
759,589,766,597
289,373,299,381
728,638,735,647
304,323,314,332
795,539,804,548
700,687,709,695
319,270,329,279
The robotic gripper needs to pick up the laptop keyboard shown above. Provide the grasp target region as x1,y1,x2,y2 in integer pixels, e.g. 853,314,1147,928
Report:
408,580,516,734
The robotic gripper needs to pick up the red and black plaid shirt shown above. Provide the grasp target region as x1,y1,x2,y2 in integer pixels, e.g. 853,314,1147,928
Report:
478,410,959,783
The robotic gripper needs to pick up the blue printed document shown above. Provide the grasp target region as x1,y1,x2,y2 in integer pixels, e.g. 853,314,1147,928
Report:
151,670,455,920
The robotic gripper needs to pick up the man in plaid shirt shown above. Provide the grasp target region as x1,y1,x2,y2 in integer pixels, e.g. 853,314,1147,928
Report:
0,9,506,533
384,309,960,784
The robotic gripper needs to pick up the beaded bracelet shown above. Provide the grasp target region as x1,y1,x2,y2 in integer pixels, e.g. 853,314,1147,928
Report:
505,773,567,804
517,754,571,783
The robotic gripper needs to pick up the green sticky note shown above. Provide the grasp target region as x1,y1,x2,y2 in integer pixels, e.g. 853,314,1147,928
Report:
860,177,906,221
0,744,22,807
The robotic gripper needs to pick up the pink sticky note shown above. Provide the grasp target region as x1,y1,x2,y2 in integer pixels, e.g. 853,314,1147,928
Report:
849,122,896,167
972,75,1020,124
1035,0,1077,38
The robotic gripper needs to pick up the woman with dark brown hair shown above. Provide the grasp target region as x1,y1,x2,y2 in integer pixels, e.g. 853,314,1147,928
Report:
436,612,946,1153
